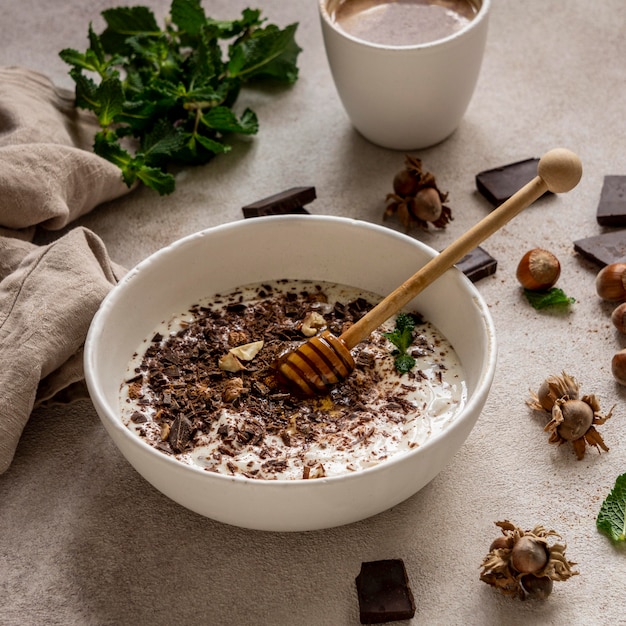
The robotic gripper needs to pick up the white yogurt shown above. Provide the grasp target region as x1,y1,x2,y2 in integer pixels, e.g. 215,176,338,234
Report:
120,279,466,479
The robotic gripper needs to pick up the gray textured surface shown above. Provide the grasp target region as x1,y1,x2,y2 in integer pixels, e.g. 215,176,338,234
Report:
1,1,626,624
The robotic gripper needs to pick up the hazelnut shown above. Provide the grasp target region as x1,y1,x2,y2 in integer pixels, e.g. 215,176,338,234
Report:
516,248,561,291
611,301,626,334
222,377,245,402
489,536,510,552
410,187,442,223
300,311,326,337
595,262,626,302
519,574,553,600
552,398,594,441
218,352,246,372
611,349,626,386
229,340,264,361
510,536,550,575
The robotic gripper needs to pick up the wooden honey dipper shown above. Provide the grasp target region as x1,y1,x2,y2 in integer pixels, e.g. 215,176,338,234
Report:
275,148,582,397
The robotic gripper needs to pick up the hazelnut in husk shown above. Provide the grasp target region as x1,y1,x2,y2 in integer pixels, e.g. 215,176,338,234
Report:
480,520,578,601
384,155,452,231
527,371,579,412
528,372,613,460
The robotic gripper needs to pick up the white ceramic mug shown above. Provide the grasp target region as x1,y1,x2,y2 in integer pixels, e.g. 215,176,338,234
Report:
319,0,491,150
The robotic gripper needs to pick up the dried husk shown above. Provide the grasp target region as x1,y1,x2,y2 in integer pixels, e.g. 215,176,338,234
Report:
480,521,578,600
527,371,579,412
384,155,452,231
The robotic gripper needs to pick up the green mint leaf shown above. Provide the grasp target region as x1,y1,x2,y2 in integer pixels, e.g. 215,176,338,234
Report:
88,23,106,67
96,77,124,127
170,0,206,36
384,313,416,373
102,6,160,35
204,8,263,40
597,473,626,543
136,166,176,195
384,313,415,352
59,48,95,71
141,119,187,163
100,6,161,55
114,99,160,133
186,84,225,103
228,23,301,83
60,3,300,194
68,68,100,112
395,312,416,334
94,132,175,195
523,288,575,310
194,133,230,155
93,133,138,186
166,132,228,165
200,106,258,134
394,353,416,375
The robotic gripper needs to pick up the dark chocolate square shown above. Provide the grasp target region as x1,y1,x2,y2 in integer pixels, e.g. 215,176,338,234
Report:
242,186,316,218
455,246,497,282
573,230,626,266
355,559,415,624
476,158,549,207
596,176,626,226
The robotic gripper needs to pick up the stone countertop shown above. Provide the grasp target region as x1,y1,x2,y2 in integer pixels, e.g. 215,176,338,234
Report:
1,1,625,624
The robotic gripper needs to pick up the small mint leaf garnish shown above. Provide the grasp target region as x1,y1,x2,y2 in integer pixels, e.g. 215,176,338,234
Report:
384,313,416,374
597,473,626,544
523,288,575,310
393,352,416,375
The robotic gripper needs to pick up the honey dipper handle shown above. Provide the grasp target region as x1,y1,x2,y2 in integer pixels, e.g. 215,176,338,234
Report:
340,148,582,350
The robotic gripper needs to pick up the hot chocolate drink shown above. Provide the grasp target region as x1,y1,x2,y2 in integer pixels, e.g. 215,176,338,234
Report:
330,0,479,46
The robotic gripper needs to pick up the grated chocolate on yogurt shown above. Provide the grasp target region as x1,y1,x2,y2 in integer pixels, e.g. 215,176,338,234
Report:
120,279,466,480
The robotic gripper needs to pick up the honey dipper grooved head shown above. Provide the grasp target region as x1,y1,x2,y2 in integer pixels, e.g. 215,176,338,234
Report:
537,148,583,193
275,330,355,397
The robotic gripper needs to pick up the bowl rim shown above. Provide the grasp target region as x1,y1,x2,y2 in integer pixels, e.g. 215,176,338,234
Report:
84,215,497,489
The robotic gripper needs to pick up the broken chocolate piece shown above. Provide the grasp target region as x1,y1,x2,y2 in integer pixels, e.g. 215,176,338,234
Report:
355,560,416,624
169,414,193,452
574,230,626,266
455,246,497,282
596,176,626,226
476,158,549,207
242,186,316,218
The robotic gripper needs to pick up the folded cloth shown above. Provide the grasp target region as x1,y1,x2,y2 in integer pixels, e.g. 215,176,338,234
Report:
0,67,134,473
0,227,124,474
0,66,131,237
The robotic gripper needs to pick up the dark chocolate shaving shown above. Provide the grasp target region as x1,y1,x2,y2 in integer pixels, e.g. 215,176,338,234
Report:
169,414,193,452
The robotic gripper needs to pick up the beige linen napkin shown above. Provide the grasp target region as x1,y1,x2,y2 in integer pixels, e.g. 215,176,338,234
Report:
0,66,130,239
0,229,124,473
0,67,133,473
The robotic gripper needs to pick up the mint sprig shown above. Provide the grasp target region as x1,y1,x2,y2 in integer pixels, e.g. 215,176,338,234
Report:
523,288,575,310
60,0,301,194
383,313,416,374
597,473,626,544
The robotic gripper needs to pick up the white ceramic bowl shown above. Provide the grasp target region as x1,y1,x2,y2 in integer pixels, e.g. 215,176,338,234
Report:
84,216,496,531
